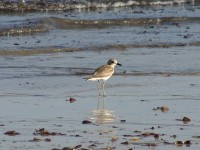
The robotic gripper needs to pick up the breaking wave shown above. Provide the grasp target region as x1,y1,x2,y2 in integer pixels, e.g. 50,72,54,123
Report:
1,16,200,36
0,0,195,11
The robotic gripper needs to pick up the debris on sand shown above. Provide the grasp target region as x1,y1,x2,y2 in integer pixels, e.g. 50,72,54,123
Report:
129,137,140,142
33,128,66,136
121,120,126,123
175,140,184,146
164,140,192,146
29,137,51,142
82,120,92,124
66,97,76,103
160,106,169,112
184,140,191,145
140,132,161,138
176,116,191,124
183,117,191,123
52,145,84,150
131,142,157,147
123,131,164,140
4,131,20,136
121,141,129,145
170,135,177,139
142,143,157,147
111,137,118,142
152,106,169,112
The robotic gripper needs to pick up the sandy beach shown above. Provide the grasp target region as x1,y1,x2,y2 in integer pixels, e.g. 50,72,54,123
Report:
1,47,200,149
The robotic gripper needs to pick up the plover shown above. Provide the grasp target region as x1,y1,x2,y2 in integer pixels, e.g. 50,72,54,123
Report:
84,58,122,96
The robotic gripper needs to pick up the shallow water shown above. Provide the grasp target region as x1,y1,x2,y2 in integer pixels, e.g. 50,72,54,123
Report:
1,0,200,149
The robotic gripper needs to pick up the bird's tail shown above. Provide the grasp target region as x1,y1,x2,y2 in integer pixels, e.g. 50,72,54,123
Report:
83,76,90,81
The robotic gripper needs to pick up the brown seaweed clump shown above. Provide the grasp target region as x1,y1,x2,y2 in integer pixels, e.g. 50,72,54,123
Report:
33,128,66,136
4,130,20,136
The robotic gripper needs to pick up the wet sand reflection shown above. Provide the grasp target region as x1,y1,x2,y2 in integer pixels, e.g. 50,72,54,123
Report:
89,96,116,124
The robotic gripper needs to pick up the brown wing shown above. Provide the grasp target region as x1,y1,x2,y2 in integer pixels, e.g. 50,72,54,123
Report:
92,65,114,78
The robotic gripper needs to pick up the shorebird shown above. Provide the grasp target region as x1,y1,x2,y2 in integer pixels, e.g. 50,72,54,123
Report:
84,58,122,97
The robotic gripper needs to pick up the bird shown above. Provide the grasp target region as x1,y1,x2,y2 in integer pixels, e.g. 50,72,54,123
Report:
84,58,122,97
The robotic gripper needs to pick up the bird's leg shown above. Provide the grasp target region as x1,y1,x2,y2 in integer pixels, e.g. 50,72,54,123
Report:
102,81,106,97
102,95,105,109
97,80,101,97
97,95,100,109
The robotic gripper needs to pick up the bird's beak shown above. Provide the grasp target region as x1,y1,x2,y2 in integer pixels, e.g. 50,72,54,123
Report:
117,63,122,66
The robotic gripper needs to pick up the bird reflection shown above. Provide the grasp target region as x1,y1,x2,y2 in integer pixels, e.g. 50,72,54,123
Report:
90,96,116,123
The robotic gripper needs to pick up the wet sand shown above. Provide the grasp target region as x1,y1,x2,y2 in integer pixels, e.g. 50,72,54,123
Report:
1,47,200,149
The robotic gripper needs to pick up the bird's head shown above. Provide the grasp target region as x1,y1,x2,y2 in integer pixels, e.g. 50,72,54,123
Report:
107,58,122,67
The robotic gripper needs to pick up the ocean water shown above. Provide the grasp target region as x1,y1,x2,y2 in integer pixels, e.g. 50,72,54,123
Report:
0,0,200,75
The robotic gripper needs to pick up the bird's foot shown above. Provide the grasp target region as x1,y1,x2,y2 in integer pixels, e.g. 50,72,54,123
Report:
102,94,106,97
98,93,106,97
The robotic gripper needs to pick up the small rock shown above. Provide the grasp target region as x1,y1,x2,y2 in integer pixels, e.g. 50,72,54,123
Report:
175,140,184,146
4,131,20,136
183,117,191,123
121,120,126,123
111,137,118,142
133,130,141,133
66,98,76,103
73,145,82,149
170,135,177,139
121,141,129,145
160,106,169,112
44,138,51,142
154,134,159,139
82,120,92,124
184,140,191,145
